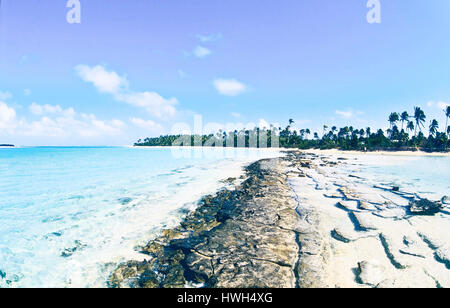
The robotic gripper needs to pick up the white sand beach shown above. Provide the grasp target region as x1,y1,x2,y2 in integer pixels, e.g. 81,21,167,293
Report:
287,151,449,288
304,148,450,157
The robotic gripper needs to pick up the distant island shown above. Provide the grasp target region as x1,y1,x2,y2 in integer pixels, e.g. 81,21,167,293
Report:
135,107,450,153
0,144,15,147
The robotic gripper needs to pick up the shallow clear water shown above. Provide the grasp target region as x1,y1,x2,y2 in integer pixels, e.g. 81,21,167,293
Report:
0,146,280,288
343,154,450,200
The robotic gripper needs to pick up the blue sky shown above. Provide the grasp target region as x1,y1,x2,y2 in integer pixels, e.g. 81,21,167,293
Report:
1,0,450,145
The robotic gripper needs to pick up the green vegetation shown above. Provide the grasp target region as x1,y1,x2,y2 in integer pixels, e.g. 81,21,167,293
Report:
135,107,450,152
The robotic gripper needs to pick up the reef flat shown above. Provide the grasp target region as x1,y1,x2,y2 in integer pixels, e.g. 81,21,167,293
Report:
109,151,449,288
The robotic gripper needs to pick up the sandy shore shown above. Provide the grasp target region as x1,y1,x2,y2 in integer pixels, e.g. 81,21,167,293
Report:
109,151,449,288
287,151,449,288
303,148,450,157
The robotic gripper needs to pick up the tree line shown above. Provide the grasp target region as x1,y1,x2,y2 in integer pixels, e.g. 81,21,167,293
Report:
135,106,450,152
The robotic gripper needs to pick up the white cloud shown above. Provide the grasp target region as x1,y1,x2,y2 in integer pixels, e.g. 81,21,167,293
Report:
76,64,178,119
29,102,75,116
193,46,212,58
0,91,12,100
213,79,247,96
20,113,125,138
131,118,163,131
196,34,222,43
79,114,125,137
0,101,17,132
231,112,241,118
258,119,270,129
116,92,177,119
427,101,450,110
335,110,353,119
76,65,128,94
427,100,449,110
0,99,124,140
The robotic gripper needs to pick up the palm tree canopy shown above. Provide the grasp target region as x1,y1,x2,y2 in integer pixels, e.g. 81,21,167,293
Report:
429,119,439,136
414,107,426,129
407,121,414,131
389,112,400,124
401,111,409,122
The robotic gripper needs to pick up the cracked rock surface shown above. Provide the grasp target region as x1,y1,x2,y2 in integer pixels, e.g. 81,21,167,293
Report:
109,151,449,288
287,151,449,288
109,158,302,288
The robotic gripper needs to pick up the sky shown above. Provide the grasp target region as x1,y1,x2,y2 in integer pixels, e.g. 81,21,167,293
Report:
0,0,450,146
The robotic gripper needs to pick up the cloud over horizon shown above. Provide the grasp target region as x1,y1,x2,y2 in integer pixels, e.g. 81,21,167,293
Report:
213,78,247,96
76,65,178,119
0,100,126,143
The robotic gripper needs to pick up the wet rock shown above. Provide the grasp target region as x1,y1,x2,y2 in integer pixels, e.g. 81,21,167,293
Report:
142,241,165,257
409,198,443,216
109,260,154,288
220,177,236,185
109,158,301,288
118,197,133,205
61,240,87,258
138,270,160,288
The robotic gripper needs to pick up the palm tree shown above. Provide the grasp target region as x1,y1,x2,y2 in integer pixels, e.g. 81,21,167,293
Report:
388,112,399,129
400,111,409,131
388,112,399,139
445,106,450,136
413,107,426,136
407,121,414,135
323,125,328,137
429,119,439,137
305,129,311,139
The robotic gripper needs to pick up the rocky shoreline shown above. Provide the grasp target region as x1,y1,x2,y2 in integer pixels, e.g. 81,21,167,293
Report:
109,157,303,288
109,151,449,288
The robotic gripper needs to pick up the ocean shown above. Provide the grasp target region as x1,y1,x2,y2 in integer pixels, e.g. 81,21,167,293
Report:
0,148,448,288
0,146,280,288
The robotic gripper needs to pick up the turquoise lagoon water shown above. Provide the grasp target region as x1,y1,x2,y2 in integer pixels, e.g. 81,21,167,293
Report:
0,146,280,288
